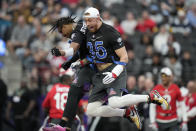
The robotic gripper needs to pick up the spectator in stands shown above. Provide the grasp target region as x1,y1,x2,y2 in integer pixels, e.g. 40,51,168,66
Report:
164,55,182,83
181,51,194,85
32,1,46,20
171,10,191,36
137,0,152,9
0,0,12,39
7,15,31,56
137,75,146,93
160,1,175,17
136,10,156,33
127,75,138,94
126,49,142,77
144,77,154,93
101,0,124,8
186,80,196,131
187,3,196,28
141,45,154,73
121,34,134,51
11,0,32,23
153,25,169,53
121,11,137,35
102,11,114,26
149,4,163,26
162,33,181,56
150,53,163,84
135,33,152,59
51,2,63,20
30,31,52,55
113,17,124,35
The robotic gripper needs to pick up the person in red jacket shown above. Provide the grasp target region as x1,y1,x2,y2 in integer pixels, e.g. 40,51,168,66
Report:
135,10,156,33
42,68,74,127
149,67,188,131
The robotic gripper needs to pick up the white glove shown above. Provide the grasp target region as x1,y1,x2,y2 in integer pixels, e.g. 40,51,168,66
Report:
149,123,158,131
102,72,116,84
70,60,81,70
181,122,188,131
102,65,124,84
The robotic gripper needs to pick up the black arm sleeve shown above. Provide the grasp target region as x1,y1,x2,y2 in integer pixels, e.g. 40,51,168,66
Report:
68,52,80,63
71,21,86,45
61,52,80,70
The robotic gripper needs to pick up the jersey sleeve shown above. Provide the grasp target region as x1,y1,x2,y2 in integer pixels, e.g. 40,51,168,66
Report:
71,31,85,45
152,85,158,91
108,29,124,50
193,95,196,106
176,86,184,101
67,52,80,63
71,22,86,45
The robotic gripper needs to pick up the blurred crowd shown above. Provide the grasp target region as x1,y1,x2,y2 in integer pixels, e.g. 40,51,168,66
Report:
0,0,196,131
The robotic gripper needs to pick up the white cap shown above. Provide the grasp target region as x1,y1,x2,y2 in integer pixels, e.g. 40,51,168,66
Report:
83,7,100,18
59,68,74,77
160,67,172,76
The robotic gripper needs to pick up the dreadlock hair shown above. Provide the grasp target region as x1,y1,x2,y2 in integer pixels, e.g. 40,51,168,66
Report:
49,16,76,32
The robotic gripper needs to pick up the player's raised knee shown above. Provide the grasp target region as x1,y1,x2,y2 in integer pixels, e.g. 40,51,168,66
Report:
108,96,121,108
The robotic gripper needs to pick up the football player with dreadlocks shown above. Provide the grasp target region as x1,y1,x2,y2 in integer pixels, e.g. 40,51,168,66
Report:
47,16,95,131
46,16,141,131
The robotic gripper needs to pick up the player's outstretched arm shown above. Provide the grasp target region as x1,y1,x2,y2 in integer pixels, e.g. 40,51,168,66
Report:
114,46,128,64
61,52,80,70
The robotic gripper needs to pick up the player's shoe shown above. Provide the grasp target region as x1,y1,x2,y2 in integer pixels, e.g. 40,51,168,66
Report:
124,105,142,130
43,125,66,131
149,90,170,110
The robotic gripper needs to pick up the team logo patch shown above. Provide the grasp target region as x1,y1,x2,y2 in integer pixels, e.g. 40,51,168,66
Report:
117,37,123,46
117,37,122,43
109,88,117,96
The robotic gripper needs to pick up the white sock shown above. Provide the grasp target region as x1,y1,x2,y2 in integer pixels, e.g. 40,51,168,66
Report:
87,101,125,117
108,94,149,108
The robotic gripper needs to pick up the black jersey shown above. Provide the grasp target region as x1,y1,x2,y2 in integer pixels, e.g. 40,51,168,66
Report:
70,20,88,59
85,23,124,63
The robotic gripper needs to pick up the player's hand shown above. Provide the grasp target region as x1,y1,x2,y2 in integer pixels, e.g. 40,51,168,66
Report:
61,61,72,70
102,72,117,84
149,122,158,131
102,64,124,84
51,47,62,56
181,122,188,131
